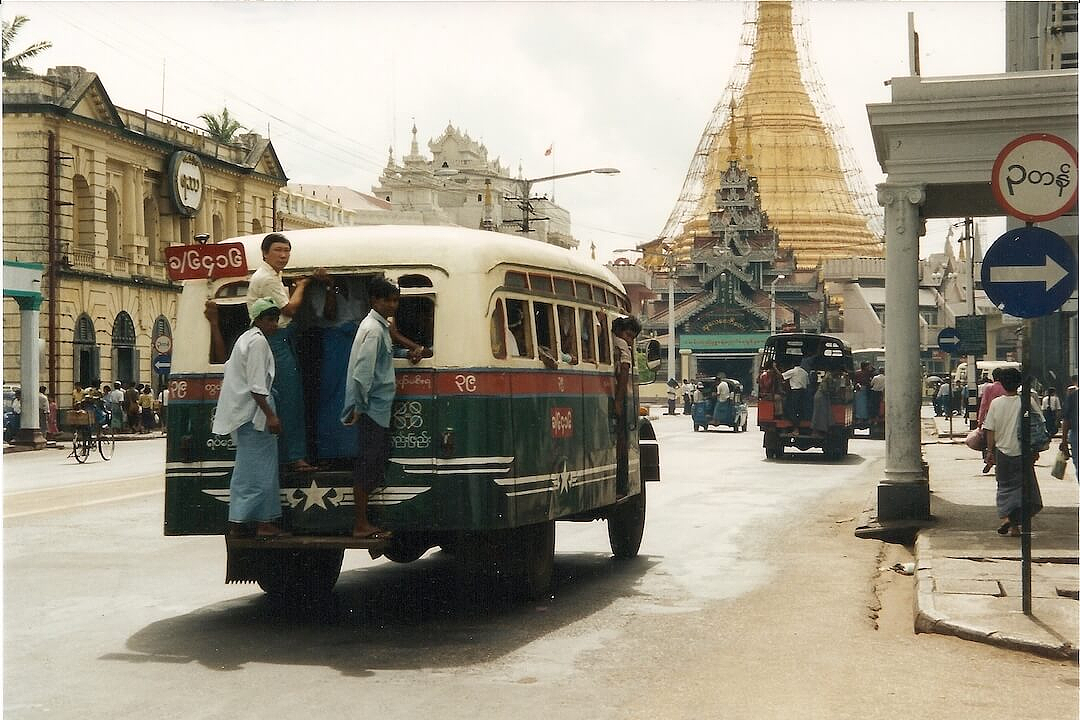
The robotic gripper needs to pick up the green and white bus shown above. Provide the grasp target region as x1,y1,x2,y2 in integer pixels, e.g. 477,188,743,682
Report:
164,225,660,600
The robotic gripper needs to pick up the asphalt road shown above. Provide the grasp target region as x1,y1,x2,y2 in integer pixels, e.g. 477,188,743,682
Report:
4,412,1076,719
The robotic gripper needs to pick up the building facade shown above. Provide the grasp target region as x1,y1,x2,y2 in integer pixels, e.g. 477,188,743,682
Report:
3,66,287,405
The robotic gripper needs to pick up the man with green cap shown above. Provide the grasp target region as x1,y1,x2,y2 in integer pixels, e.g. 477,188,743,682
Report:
212,296,285,537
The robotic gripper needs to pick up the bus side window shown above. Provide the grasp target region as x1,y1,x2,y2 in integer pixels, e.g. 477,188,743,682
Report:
596,311,610,365
578,307,595,363
506,298,533,358
396,296,434,351
491,299,507,359
534,301,557,364
557,305,578,364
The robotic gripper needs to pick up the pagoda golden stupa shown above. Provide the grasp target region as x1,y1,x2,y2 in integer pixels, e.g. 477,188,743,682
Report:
651,1,882,268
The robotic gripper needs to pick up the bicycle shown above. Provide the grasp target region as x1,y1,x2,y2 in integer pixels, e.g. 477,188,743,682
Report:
66,399,115,463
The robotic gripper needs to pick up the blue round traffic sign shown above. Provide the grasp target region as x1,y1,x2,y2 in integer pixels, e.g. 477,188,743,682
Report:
981,227,1077,318
936,327,961,356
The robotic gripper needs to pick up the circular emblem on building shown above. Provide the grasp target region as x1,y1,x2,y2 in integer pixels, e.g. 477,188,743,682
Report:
168,151,204,217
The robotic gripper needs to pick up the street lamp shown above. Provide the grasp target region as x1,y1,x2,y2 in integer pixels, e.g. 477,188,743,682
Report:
434,165,619,233
769,274,786,334
613,245,677,384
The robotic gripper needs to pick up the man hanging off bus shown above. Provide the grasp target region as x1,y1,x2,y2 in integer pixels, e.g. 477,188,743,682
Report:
213,297,284,538
612,315,642,498
341,277,405,540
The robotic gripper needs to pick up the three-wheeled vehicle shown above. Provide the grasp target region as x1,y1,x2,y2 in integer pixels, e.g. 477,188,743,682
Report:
164,225,661,603
691,377,748,432
757,332,854,459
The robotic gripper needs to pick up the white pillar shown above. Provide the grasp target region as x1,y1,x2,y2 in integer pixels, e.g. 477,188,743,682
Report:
15,300,45,448
876,183,929,520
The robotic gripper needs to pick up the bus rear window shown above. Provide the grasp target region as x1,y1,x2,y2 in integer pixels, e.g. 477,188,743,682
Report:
396,296,434,349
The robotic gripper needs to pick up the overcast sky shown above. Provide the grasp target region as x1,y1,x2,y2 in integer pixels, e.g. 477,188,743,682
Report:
6,0,1006,261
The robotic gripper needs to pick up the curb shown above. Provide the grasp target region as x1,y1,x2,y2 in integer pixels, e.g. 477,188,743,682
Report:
912,533,1079,661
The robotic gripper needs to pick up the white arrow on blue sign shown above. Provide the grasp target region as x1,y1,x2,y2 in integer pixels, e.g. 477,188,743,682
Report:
153,354,172,374
981,227,1078,319
936,327,961,356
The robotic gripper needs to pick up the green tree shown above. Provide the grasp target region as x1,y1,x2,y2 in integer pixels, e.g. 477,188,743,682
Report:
198,107,247,144
2,15,52,77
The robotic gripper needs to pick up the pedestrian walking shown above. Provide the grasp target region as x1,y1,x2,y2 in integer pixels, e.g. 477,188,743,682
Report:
124,382,140,433
1041,387,1062,437
38,385,50,439
982,367,1044,536
139,385,155,432
212,297,284,538
1059,375,1078,479
108,383,125,429
682,379,694,415
665,379,678,415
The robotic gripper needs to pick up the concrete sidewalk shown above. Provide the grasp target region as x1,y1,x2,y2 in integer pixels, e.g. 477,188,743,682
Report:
916,414,1079,660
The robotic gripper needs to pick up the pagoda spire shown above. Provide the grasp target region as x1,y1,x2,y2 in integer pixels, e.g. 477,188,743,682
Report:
660,0,881,269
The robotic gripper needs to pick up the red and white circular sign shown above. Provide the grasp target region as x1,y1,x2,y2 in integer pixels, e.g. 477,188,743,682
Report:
991,133,1078,222
154,335,173,355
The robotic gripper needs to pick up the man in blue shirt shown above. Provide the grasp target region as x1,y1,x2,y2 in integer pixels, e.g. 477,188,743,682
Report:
342,278,400,539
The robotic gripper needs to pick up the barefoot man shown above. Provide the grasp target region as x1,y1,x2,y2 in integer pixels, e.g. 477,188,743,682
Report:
341,278,402,539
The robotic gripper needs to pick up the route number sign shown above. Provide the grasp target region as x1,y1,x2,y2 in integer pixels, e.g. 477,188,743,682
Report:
991,133,1078,222
164,241,249,281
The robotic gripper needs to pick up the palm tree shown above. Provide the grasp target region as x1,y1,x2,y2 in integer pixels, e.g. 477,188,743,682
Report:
199,107,247,144
3,15,52,77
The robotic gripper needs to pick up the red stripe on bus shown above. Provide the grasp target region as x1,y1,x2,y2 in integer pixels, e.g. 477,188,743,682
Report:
397,370,614,397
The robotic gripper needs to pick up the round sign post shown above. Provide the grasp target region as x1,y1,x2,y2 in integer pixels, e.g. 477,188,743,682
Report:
991,133,1078,222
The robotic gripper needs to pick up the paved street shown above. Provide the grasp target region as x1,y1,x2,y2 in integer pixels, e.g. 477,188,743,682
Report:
4,412,1076,719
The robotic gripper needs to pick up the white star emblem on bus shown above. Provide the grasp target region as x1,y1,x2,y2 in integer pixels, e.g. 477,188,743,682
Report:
554,459,572,493
295,479,333,511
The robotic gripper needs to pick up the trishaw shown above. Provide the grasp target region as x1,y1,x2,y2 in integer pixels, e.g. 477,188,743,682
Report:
756,333,854,460
691,377,748,432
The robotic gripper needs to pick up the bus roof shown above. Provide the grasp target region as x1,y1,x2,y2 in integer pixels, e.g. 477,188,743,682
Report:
223,225,625,291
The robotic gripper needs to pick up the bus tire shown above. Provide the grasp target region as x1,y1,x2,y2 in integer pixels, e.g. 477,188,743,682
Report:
255,549,343,603
608,483,646,560
383,535,429,564
519,521,556,600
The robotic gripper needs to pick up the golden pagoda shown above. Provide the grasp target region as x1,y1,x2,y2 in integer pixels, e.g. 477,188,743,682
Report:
655,1,882,269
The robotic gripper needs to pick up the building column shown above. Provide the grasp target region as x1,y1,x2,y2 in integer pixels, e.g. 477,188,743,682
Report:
13,296,45,449
877,183,929,521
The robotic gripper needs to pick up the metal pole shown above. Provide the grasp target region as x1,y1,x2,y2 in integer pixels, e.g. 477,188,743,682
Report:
667,259,676,382
966,217,979,429
47,131,58,402
1020,320,1033,615
770,284,776,334
519,180,532,233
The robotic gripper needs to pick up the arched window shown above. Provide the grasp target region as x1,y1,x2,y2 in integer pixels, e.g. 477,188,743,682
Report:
72,313,100,391
111,311,138,386
106,188,121,257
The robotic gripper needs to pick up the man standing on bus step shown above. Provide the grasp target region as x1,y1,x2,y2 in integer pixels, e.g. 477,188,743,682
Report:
612,316,642,499
245,232,328,473
213,297,284,538
342,278,401,540
781,360,809,423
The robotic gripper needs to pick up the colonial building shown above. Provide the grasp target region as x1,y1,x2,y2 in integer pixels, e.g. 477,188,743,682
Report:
2,66,288,405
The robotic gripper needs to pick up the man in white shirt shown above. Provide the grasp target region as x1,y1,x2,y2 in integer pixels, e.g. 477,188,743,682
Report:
212,297,284,538
869,368,886,419
715,376,732,403
983,367,1043,535
781,361,809,422
244,232,325,473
